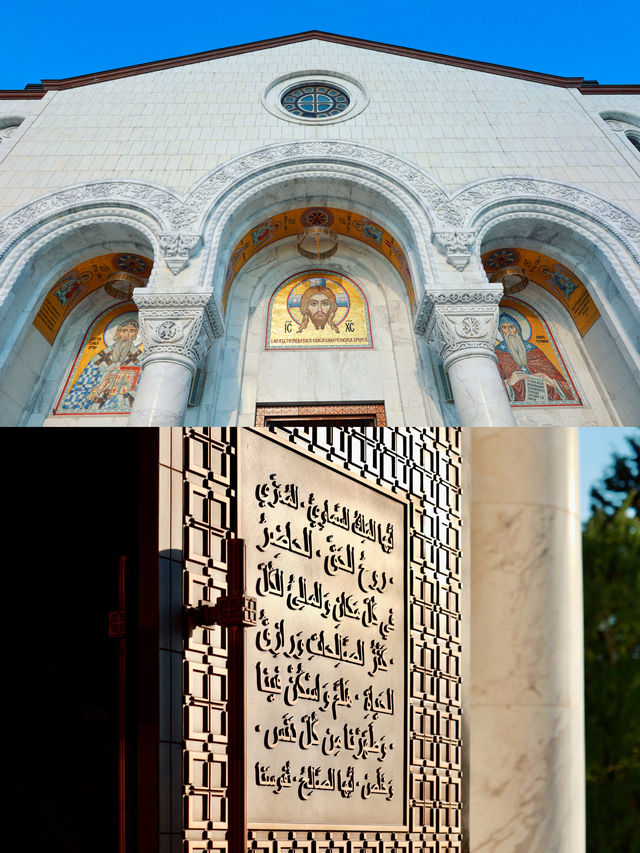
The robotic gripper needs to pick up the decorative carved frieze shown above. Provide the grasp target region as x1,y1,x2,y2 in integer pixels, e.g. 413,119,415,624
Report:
446,177,640,261
1,142,640,315
133,291,223,366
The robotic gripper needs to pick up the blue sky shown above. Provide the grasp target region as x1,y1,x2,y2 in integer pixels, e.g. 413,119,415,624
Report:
579,428,639,521
1,0,638,91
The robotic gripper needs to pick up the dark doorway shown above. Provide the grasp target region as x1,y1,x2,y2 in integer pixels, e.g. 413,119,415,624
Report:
7,429,143,853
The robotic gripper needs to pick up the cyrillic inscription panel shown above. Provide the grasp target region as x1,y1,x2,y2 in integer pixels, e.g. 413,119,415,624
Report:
240,431,407,828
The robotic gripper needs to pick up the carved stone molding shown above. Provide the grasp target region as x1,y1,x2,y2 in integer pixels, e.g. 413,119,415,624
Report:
2,148,640,263
0,182,182,257
185,140,449,228
133,291,224,366
0,140,449,311
414,288,503,336
159,232,202,274
414,288,503,367
0,125,19,141
198,160,439,306
2,145,640,315
433,230,477,270
0,210,163,342
442,176,640,264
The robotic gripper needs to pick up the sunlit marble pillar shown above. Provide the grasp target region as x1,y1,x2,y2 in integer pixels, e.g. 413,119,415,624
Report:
444,344,515,426
469,428,585,852
129,292,221,426
417,287,515,426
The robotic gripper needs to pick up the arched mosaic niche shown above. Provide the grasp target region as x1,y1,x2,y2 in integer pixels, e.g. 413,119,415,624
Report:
482,247,600,336
495,296,581,407
53,302,143,416
33,252,152,344
223,207,414,311
266,269,373,350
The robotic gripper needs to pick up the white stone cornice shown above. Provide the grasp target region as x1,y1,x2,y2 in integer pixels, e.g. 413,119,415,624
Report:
133,291,224,366
414,287,503,335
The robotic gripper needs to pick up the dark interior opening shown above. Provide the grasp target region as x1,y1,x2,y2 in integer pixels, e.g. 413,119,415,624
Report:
7,429,142,852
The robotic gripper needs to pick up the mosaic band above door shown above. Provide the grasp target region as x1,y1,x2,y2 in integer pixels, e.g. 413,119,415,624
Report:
33,253,152,343
223,207,414,309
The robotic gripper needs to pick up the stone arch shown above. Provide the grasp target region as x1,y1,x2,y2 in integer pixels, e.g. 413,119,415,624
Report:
0,180,180,260
195,228,442,426
0,208,158,425
450,176,640,271
166,141,454,425
187,140,449,315
468,191,640,424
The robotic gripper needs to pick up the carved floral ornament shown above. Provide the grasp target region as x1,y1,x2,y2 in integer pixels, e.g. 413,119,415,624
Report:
133,292,224,365
415,289,503,365
1,141,640,284
159,232,202,275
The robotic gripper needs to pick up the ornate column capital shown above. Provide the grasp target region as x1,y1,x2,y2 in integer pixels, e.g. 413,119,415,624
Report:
158,232,202,275
415,287,503,369
133,291,224,367
433,230,477,270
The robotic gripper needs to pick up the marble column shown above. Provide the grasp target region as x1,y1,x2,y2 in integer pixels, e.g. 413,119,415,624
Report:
129,292,221,426
468,428,585,852
418,288,516,426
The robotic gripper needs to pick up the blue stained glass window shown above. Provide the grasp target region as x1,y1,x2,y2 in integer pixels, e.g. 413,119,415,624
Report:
281,84,350,118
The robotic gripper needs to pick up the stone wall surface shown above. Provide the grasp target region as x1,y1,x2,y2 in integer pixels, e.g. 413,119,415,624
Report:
1,41,639,217
0,39,639,427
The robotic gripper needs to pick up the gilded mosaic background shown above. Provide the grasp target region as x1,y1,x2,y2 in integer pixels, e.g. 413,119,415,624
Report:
266,270,373,349
223,207,414,309
482,247,599,335
495,296,581,406
33,253,152,343
54,302,142,415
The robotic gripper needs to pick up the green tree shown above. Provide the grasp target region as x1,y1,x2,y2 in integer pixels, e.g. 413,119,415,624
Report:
584,433,640,852
590,434,640,515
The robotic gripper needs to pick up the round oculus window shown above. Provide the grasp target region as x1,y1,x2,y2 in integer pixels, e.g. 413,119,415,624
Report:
280,84,350,118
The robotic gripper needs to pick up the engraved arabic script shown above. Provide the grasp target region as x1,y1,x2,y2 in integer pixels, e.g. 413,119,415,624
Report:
241,433,406,828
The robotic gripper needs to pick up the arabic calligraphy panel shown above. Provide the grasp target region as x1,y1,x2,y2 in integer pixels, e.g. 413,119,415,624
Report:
240,430,407,829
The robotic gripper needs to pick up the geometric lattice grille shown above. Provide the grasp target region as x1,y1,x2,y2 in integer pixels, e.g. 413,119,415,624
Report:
184,428,236,853
183,427,463,853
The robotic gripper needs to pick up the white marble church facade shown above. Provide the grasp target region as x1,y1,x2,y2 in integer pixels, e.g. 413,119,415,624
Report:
0,32,639,427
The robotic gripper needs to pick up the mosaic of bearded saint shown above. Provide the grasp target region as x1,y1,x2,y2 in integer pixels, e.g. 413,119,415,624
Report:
297,283,340,334
61,316,143,412
495,312,574,403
